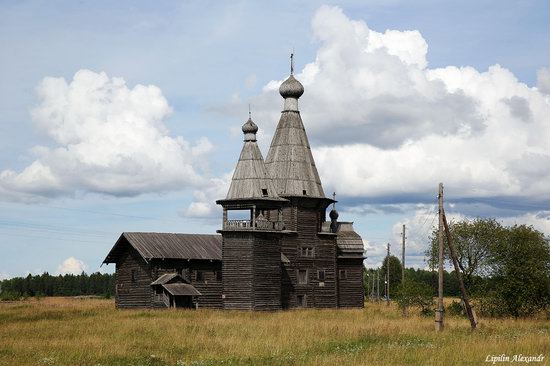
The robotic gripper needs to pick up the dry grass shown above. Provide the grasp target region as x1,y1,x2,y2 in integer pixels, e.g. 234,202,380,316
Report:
0,297,549,365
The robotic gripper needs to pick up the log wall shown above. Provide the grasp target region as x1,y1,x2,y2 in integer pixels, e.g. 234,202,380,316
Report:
152,259,223,309
115,242,222,309
222,231,282,310
280,202,338,309
337,258,365,308
222,232,254,309
115,246,152,309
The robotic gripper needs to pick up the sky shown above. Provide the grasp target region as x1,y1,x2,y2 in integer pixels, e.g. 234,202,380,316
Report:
1,0,550,279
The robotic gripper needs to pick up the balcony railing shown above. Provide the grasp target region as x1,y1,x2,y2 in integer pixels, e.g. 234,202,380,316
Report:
223,219,284,231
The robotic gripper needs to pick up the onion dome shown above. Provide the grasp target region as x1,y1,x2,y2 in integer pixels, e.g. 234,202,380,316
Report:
242,118,258,141
279,75,304,99
329,208,339,220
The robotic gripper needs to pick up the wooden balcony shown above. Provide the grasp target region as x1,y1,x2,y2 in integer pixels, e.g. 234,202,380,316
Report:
223,219,284,231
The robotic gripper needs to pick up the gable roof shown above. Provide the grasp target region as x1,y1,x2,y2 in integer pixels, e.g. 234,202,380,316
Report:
103,232,222,264
150,273,185,286
163,283,202,296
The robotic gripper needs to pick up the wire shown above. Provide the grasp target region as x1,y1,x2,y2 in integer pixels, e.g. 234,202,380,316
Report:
0,202,183,223
0,231,111,245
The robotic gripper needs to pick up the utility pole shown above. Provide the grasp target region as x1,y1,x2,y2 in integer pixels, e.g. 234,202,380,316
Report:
402,224,408,316
376,269,380,302
371,271,376,302
386,243,390,306
435,183,445,331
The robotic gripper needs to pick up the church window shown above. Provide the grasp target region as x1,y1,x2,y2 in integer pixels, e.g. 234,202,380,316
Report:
318,270,326,282
339,270,347,280
297,269,308,284
300,247,314,257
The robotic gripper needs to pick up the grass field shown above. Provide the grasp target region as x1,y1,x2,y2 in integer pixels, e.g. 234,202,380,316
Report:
0,298,549,366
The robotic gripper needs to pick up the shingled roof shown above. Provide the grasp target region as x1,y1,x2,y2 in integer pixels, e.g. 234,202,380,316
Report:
336,222,365,259
265,75,326,198
103,232,222,263
225,117,284,201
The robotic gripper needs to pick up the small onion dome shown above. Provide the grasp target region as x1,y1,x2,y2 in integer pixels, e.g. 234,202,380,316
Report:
242,118,258,141
329,208,339,220
242,118,258,134
279,75,304,99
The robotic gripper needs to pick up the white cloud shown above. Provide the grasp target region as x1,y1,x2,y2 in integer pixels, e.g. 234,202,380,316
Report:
501,211,550,235
182,173,232,218
247,6,550,204
0,69,212,200
537,67,550,95
56,257,87,275
0,272,10,280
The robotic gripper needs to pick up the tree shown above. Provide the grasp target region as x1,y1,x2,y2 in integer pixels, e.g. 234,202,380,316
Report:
426,218,505,291
395,280,434,315
486,225,550,317
380,255,402,297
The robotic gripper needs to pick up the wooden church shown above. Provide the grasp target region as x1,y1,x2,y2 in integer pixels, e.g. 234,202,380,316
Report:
103,65,365,310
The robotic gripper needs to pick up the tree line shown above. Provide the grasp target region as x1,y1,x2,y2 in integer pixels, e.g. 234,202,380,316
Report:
0,272,115,299
365,219,550,318
364,264,467,298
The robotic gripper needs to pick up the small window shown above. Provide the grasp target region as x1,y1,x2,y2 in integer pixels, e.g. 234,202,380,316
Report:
131,270,136,283
261,188,268,197
196,271,204,282
297,269,308,284
339,270,347,280
297,295,307,307
216,271,222,282
300,247,314,258
318,270,326,282
302,190,307,195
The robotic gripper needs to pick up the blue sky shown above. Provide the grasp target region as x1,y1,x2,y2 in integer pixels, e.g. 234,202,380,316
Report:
1,0,550,278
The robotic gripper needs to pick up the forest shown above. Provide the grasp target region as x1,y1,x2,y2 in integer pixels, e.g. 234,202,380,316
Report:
0,272,115,299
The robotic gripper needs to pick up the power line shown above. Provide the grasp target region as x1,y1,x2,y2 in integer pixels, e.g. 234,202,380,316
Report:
0,231,110,245
0,219,116,238
1,202,183,223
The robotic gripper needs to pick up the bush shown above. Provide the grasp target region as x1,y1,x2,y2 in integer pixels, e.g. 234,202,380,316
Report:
488,225,550,318
0,291,22,301
447,300,465,316
395,280,434,315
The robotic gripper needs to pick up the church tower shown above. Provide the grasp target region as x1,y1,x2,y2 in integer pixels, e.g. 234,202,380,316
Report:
217,56,364,310
216,116,287,310
264,57,338,308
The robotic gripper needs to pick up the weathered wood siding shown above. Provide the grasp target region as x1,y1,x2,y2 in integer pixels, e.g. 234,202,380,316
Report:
280,202,338,309
222,231,282,310
115,245,152,309
190,261,223,309
150,259,222,309
337,258,364,308
253,233,282,311
223,232,254,309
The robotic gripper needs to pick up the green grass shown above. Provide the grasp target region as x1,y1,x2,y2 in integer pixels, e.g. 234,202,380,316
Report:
0,297,549,365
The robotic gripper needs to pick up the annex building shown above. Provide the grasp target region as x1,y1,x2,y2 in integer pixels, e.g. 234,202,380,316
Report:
103,67,365,310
